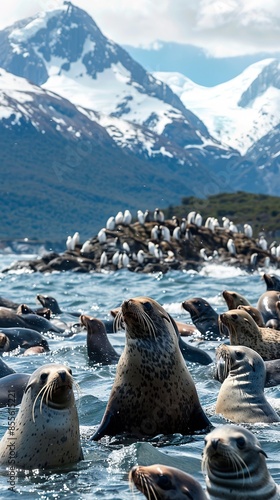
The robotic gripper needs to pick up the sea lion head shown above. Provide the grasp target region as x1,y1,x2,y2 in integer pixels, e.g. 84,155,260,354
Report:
202,424,267,475
37,294,61,314
116,296,177,342
215,344,265,383
219,309,259,343
24,364,76,420
222,290,250,309
129,464,206,500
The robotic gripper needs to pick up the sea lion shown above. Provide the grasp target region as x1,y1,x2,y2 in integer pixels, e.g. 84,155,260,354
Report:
0,373,30,407
215,344,280,423
257,290,280,325
215,348,280,388
0,328,49,352
0,363,83,468
222,290,251,309
0,307,63,333
17,304,51,320
219,309,280,360
182,298,222,339
37,294,81,317
237,304,265,327
80,315,119,364
129,464,207,499
91,296,211,440
263,273,280,291
202,424,280,499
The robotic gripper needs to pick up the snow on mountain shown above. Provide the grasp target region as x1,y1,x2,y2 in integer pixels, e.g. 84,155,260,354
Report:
0,0,234,158
154,59,280,154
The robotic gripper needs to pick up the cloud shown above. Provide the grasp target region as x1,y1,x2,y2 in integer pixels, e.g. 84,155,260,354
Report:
1,0,280,56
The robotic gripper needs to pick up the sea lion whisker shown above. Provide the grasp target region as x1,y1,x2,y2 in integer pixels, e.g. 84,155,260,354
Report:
32,383,49,422
113,311,123,333
141,311,157,339
72,378,81,405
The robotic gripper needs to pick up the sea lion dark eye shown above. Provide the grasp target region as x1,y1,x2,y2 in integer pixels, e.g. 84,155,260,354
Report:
236,436,246,448
231,314,238,320
235,351,243,359
68,368,72,375
143,302,153,312
157,474,173,490
40,373,48,382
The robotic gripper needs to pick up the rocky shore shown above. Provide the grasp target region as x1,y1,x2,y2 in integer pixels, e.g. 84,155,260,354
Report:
2,216,278,274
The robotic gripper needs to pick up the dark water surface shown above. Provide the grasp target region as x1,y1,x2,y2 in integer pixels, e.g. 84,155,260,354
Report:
0,254,279,498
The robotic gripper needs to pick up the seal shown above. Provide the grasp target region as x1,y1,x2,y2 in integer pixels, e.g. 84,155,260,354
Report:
0,307,63,333
237,304,265,327
17,303,51,320
0,327,49,352
215,348,280,389
182,298,222,339
37,294,81,317
257,290,280,325
215,344,280,423
0,363,83,469
129,464,207,499
202,424,280,499
222,290,251,309
263,273,280,291
91,296,211,440
80,315,119,364
219,309,280,360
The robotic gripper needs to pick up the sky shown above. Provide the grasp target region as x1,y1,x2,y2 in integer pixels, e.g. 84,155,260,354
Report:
1,0,280,57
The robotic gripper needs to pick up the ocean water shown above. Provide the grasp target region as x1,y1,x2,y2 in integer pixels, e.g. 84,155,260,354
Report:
0,253,279,499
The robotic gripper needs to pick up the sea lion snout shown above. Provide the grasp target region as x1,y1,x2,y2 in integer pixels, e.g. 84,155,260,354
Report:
211,438,219,450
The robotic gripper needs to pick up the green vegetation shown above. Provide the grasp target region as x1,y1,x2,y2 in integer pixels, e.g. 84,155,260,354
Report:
165,191,280,239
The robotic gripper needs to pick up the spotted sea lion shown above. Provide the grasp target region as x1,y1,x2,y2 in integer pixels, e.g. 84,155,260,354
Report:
182,298,221,339
215,344,280,423
222,290,251,309
80,315,119,364
0,363,83,468
202,424,280,499
219,309,280,360
129,464,207,499
91,296,211,440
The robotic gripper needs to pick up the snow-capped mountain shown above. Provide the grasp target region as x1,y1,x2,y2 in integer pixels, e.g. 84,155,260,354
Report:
0,3,198,139
0,1,239,162
154,59,280,154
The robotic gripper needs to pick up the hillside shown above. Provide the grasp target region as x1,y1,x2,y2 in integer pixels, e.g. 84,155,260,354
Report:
164,192,280,239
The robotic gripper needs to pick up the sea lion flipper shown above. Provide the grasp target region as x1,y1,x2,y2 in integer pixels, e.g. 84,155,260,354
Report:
91,410,116,441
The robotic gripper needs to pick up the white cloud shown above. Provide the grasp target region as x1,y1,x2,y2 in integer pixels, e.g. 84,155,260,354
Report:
0,0,280,56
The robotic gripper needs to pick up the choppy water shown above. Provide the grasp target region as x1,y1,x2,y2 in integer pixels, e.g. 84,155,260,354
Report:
0,254,279,499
